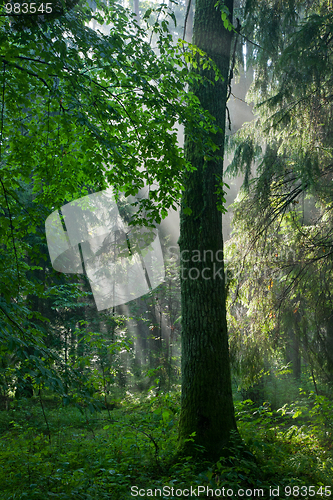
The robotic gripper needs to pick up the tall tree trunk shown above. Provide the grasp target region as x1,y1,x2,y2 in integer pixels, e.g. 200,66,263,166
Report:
286,326,301,380
325,313,333,380
178,0,238,459
293,317,302,380
133,0,140,24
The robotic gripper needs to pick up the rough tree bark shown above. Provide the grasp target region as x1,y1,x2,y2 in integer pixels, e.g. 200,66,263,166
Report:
178,0,238,460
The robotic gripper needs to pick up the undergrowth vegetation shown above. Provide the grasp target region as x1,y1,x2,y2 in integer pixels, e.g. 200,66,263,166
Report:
0,387,332,499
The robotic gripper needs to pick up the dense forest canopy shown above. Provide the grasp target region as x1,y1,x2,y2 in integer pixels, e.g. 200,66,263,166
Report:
1,0,333,498
0,0,221,397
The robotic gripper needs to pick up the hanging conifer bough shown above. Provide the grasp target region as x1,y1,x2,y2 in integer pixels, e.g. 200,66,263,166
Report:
227,0,333,246
224,1,333,387
178,0,240,460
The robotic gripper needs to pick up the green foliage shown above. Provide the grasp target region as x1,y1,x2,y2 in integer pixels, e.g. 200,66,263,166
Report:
215,0,236,31
0,0,225,406
1,1,221,224
235,396,333,489
0,389,332,499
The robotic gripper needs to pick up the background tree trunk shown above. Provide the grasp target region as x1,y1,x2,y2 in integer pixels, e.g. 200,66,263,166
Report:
133,0,140,24
178,0,238,460
286,327,301,380
184,0,194,42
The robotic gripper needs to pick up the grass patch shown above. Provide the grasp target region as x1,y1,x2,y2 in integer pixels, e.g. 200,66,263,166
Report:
0,390,332,499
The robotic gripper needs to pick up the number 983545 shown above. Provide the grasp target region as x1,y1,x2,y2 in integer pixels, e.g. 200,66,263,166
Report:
4,3,53,14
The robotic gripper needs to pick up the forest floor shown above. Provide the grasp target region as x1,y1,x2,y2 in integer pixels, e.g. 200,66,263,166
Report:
0,390,332,499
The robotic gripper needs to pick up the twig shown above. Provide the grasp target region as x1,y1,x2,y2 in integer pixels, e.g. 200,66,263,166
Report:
1,58,50,89
0,177,20,296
